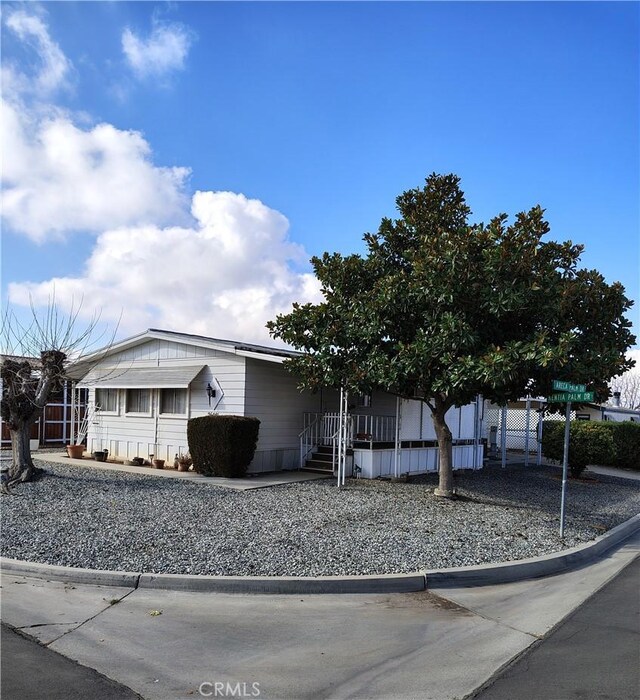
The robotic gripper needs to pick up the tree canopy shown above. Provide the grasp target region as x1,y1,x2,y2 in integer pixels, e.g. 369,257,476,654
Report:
268,173,636,496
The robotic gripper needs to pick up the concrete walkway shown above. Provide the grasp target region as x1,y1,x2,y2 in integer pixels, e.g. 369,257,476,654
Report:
487,454,640,482
33,452,331,491
2,531,638,700
585,464,640,481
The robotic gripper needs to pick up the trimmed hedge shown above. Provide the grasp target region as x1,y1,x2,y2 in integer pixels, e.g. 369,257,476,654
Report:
612,422,640,470
187,414,260,478
542,419,640,476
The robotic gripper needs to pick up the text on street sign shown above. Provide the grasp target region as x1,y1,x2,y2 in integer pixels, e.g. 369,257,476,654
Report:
548,392,594,403
552,380,587,393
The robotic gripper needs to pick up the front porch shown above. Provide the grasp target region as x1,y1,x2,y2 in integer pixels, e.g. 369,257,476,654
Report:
300,404,484,479
300,412,397,475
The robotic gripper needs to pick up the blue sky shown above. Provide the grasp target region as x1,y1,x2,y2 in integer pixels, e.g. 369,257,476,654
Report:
1,1,638,350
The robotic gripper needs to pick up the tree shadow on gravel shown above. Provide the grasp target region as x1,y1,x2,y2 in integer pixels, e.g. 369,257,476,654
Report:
409,464,640,520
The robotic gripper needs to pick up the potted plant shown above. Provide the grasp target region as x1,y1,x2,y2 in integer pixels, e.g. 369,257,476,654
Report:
93,449,109,462
177,452,192,472
66,403,98,459
152,458,165,469
67,444,85,459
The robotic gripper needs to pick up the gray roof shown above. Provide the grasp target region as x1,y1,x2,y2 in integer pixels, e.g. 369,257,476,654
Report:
147,328,300,360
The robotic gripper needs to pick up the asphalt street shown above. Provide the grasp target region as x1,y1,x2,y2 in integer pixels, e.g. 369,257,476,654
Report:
1,624,141,700
475,555,640,700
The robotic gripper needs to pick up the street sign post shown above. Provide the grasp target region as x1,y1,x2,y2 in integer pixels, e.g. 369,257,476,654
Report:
549,379,594,538
559,402,571,538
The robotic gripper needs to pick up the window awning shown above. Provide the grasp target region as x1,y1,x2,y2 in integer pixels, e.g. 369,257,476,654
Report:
77,365,206,389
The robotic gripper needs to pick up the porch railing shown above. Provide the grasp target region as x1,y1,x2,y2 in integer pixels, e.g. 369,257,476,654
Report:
299,414,322,468
351,414,396,442
300,412,397,468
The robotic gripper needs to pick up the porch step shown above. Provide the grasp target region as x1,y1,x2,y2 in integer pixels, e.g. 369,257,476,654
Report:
301,444,354,473
302,459,335,473
309,451,334,463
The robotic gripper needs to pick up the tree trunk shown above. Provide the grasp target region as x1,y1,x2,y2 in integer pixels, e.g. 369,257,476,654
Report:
8,423,42,485
431,398,455,498
1,355,61,488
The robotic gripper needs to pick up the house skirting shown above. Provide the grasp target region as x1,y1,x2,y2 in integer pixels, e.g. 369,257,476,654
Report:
248,449,299,473
87,437,299,474
352,444,484,479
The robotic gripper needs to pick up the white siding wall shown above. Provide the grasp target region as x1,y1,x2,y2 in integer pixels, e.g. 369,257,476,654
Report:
88,386,158,458
244,358,323,472
86,340,246,462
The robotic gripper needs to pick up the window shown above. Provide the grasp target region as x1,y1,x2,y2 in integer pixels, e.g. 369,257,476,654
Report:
96,388,118,413
160,388,187,415
355,393,372,408
126,389,151,413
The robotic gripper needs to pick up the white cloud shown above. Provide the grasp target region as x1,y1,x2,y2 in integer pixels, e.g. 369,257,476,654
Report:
3,9,72,96
122,21,194,80
8,192,323,345
1,99,191,242
1,10,191,242
3,10,319,344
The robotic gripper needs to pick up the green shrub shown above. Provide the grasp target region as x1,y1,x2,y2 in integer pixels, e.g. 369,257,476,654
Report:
612,421,640,470
541,421,565,465
187,414,260,478
542,420,616,478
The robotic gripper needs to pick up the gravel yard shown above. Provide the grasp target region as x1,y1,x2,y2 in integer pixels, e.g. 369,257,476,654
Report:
2,460,639,576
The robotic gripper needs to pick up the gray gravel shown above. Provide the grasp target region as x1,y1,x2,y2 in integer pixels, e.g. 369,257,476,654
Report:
1,460,638,576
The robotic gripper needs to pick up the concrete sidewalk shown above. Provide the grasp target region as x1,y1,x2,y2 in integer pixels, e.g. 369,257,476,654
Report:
33,451,331,490
2,532,638,700
585,464,640,481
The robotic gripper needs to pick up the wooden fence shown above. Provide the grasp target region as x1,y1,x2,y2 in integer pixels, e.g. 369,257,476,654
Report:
1,387,87,447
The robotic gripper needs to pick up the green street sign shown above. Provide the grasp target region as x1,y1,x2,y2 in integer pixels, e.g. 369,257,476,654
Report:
552,379,586,393
548,391,594,403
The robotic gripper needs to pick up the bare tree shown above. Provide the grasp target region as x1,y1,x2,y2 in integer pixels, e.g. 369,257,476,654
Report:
1,298,115,487
610,370,640,410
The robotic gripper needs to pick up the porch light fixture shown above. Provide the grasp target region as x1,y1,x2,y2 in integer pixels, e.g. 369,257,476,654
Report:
206,382,216,405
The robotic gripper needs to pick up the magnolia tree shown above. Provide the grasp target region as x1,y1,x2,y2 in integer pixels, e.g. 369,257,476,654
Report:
1,301,112,487
268,173,635,497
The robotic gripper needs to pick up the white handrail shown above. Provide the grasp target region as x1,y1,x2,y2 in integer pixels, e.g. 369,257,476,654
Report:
299,412,397,470
331,427,340,474
299,415,321,468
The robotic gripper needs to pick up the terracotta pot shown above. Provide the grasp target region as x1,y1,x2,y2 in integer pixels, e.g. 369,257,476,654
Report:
153,459,165,469
177,462,191,472
66,444,85,459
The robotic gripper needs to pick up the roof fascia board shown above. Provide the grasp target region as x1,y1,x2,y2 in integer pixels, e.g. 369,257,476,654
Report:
235,349,289,364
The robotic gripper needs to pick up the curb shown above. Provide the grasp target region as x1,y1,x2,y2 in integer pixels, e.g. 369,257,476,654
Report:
2,513,638,594
0,560,140,588
137,572,425,594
